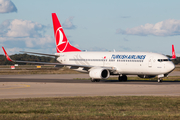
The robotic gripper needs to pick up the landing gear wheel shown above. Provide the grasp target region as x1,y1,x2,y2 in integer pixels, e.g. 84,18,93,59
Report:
91,79,96,82
122,75,127,81
118,75,127,81
118,76,122,81
158,78,162,83
91,79,100,82
96,79,100,82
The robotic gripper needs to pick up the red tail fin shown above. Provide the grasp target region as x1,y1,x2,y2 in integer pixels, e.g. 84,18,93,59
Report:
52,13,81,53
172,44,176,59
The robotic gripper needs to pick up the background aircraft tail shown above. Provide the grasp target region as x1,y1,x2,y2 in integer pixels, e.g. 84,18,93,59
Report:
52,13,81,53
172,44,176,59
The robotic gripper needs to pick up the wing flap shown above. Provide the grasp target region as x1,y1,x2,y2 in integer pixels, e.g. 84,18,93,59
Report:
20,51,59,57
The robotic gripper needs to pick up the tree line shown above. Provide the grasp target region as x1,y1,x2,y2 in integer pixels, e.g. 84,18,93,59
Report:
0,54,179,65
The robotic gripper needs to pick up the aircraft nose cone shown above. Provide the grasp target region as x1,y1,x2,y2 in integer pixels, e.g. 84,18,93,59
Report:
167,62,175,72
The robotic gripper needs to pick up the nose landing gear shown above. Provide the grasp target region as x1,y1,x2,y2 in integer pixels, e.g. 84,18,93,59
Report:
158,78,162,83
158,74,164,83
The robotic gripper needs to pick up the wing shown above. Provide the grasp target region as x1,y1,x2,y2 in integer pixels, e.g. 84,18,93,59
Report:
20,51,59,57
2,47,116,71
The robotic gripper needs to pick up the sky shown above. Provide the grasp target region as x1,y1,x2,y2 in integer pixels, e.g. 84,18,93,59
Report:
0,0,180,55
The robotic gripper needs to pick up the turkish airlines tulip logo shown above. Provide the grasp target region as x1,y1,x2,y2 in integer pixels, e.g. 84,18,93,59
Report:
55,27,68,52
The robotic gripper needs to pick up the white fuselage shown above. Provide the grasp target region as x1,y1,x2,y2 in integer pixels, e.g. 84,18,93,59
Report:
55,51,175,76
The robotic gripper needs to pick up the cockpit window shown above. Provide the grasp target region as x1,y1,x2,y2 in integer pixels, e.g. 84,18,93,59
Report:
158,58,171,62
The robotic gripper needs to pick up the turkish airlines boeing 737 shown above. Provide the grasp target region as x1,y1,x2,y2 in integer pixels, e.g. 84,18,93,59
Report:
2,13,176,83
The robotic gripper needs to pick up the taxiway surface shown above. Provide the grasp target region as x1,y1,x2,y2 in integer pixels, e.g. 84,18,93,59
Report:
0,72,180,99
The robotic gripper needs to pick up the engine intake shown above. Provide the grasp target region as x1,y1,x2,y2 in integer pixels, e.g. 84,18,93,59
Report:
89,68,110,79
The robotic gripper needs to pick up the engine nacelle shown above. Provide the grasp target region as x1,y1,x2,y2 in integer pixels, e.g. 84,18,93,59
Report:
138,75,156,78
89,68,110,79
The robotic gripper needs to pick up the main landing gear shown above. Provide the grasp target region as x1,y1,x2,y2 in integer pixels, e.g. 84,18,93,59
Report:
118,75,127,82
91,79,100,82
91,75,128,82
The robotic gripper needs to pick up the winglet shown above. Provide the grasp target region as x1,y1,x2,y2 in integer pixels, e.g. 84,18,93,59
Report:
2,47,13,62
172,44,176,59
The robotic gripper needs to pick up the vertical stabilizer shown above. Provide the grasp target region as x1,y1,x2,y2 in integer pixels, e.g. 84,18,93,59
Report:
52,13,81,53
172,44,176,59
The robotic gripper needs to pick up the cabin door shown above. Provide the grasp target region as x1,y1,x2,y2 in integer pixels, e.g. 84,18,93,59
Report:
148,57,153,67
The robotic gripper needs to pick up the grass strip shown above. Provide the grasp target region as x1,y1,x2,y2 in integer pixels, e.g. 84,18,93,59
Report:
0,67,79,75
0,96,180,120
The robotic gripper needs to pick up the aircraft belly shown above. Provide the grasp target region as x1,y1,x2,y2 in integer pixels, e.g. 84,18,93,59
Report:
117,63,145,75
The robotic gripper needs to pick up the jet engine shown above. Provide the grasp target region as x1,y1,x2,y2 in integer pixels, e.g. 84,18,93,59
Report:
89,68,110,79
138,75,156,78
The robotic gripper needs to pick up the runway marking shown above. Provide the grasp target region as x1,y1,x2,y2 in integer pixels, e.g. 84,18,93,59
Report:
0,84,30,90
